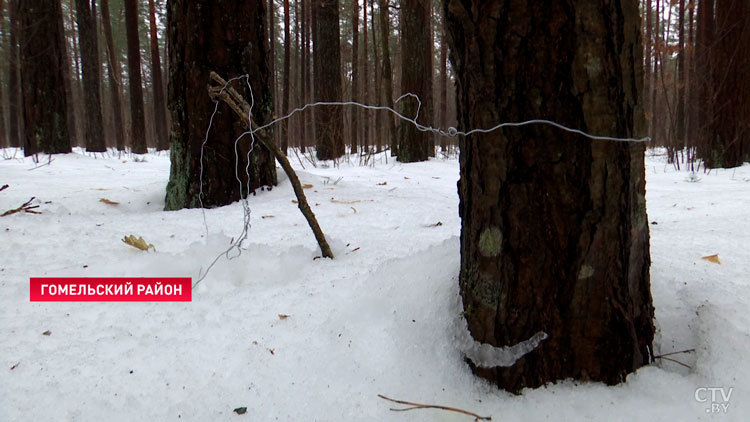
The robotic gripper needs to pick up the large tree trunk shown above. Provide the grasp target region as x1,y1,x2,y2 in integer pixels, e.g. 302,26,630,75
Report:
397,0,432,163
7,0,21,147
439,23,448,154
164,0,277,210
301,0,310,153
124,0,147,154
313,0,344,160
148,0,168,151
75,0,106,152
445,0,654,392
370,0,380,151
18,0,71,156
377,0,396,155
675,0,686,151
362,0,369,152
100,0,126,151
0,0,7,148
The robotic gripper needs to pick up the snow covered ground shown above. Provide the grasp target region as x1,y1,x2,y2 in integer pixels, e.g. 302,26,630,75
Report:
1,147,748,421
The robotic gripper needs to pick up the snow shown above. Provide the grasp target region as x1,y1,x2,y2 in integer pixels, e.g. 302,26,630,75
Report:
1,147,749,421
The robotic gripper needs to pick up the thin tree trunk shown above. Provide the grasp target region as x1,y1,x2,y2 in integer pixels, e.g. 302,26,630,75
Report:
268,0,277,146
439,24,448,153
397,0,431,162
0,0,8,148
350,0,360,154
370,0,379,151
75,0,106,152
301,0,309,152
124,0,147,154
313,0,344,160
676,0,686,151
148,0,168,151
282,0,291,154
100,0,125,151
362,0,369,152
7,0,20,147
377,0,395,155
644,0,652,135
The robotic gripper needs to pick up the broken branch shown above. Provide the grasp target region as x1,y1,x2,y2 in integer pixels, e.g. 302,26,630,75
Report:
1,197,41,217
208,72,333,259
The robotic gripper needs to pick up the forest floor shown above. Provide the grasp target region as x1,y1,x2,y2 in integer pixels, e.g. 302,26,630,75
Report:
1,147,748,421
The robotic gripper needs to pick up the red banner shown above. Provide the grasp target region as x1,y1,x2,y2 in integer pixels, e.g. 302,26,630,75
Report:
30,278,192,302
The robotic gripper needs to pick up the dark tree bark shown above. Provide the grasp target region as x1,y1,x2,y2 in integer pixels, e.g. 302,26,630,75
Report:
124,0,147,154
377,0,396,155
7,0,21,147
445,0,654,392
301,0,310,152
644,0,652,130
398,0,432,162
362,0,369,151
164,0,277,210
313,0,344,160
370,0,380,150
350,0,360,154
100,0,125,151
675,0,686,150
439,24,448,153
268,0,277,145
700,0,748,168
0,0,7,148
282,0,291,154
148,0,168,151
18,0,71,155
695,0,715,165
74,0,106,152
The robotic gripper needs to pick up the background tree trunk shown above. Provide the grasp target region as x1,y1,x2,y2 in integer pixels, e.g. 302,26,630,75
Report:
74,0,106,152
124,0,147,154
350,0,360,154
100,0,125,151
314,0,344,160
377,0,396,155
282,0,291,155
164,0,277,210
7,0,21,147
18,0,71,155
398,0,432,162
148,0,168,151
0,0,7,148
445,0,654,392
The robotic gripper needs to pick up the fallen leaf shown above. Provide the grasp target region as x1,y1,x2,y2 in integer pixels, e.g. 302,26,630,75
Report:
291,199,298,204
377,181,387,186
42,330,51,336
122,235,155,252
701,254,721,264
302,184,313,189
331,198,361,204
93,188,111,191
278,314,290,320
99,198,119,205
233,407,247,415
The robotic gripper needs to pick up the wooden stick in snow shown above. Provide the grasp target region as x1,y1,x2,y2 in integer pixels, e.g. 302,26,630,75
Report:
207,72,334,259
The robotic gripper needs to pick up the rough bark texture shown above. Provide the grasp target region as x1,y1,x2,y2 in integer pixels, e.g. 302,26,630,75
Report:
148,0,168,151
124,0,147,153
439,24,448,153
370,0,380,150
0,0,7,148
75,0,106,152
18,0,71,156
314,0,345,160
377,0,396,154
398,0,432,162
164,0,277,210
362,0,369,151
445,0,654,392
7,0,21,147
100,0,125,151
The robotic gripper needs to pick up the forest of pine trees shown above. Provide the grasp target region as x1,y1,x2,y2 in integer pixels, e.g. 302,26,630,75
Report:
1,0,749,398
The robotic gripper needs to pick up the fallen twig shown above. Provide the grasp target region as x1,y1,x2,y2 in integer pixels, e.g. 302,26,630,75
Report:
653,348,695,369
378,394,491,421
0,184,9,193
1,197,41,217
